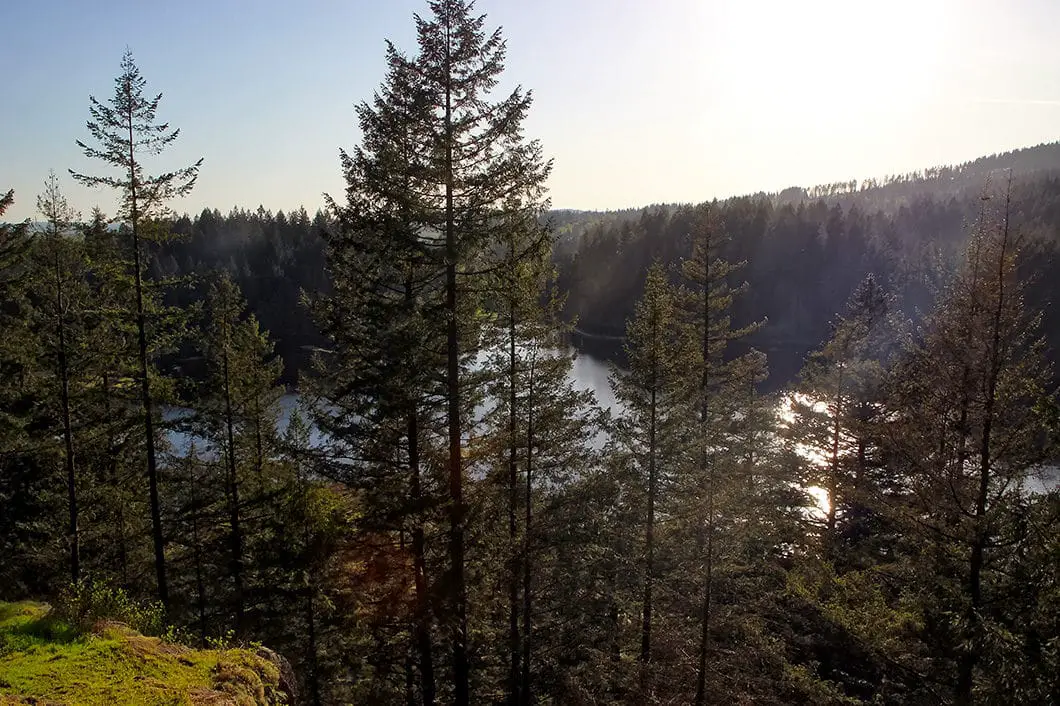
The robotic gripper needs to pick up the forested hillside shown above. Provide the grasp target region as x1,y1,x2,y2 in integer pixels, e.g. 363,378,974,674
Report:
557,158,1060,386
2,1,1059,704
129,142,1060,389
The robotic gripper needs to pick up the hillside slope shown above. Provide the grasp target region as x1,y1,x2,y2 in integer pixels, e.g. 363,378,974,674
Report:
0,602,293,706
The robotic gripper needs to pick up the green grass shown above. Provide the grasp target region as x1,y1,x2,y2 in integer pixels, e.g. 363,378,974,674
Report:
0,601,283,705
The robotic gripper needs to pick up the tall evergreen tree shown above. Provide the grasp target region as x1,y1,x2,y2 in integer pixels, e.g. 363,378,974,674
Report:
609,262,682,672
80,206,149,590
481,221,552,705
480,255,598,703
790,273,899,559
187,272,284,635
886,184,1057,702
674,204,764,705
317,3,551,699
410,5,552,698
30,172,85,583
0,190,30,290
70,49,202,607
0,190,43,594
315,37,443,705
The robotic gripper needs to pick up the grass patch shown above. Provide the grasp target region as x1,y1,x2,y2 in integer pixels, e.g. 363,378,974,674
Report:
0,601,284,705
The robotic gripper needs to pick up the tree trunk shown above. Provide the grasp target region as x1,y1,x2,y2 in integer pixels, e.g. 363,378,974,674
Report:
640,333,658,665
442,25,470,702
408,409,436,706
222,328,246,636
102,373,129,587
189,464,207,647
827,365,843,539
128,122,168,607
694,228,713,706
956,192,1010,705
54,249,79,584
694,480,715,706
305,578,321,706
252,393,266,494
507,304,521,706
520,361,535,706
299,452,322,706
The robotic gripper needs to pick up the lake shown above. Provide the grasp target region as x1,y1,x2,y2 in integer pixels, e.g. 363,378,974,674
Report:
167,349,1058,498
167,349,618,454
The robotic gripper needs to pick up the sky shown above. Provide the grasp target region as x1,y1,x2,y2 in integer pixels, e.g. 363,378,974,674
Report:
3,0,1059,221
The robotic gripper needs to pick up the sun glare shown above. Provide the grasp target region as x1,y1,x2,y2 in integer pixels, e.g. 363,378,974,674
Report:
714,0,952,138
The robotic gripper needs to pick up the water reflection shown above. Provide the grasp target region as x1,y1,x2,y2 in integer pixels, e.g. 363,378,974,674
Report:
165,352,1057,500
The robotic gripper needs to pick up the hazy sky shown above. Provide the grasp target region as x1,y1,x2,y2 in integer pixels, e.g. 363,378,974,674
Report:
3,0,1059,221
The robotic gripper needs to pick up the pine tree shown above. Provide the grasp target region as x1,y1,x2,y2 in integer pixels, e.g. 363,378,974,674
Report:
280,411,326,706
471,198,555,703
0,189,44,593
317,4,551,699
608,262,682,672
168,441,223,646
314,38,443,704
886,183,1057,701
674,204,764,705
487,269,598,704
790,273,899,560
193,272,283,635
0,190,30,290
70,49,202,607
30,172,86,583
411,5,552,699
80,207,148,590
203,273,247,634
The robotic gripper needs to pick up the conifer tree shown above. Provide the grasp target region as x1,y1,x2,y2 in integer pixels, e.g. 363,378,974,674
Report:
790,273,899,558
674,204,765,705
203,273,248,633
80,207,148,589
609,262,682,671
30,172,86,583
0,190,43,592
0,190,30,291
70,49,202,606
483,264,598,704
318,4,551,699
0,189,31,410
474,201,554,703
168,441,222,645
886,184,1057,702
194,272,283,635
410,5,552,697
315,38,442,704
280,410,326,706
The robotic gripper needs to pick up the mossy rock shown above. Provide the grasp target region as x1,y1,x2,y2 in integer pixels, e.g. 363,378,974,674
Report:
0,602,290,705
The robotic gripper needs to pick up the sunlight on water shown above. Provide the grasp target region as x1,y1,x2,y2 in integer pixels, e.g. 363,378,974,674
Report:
777,393,835,521
804,485,831,521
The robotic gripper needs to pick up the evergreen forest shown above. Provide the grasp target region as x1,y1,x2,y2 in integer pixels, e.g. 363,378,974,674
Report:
1,2,1058,704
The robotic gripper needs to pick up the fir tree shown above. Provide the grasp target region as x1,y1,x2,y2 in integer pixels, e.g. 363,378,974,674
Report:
70,49,202,607
80,206,147,590
790,273,899,559
609,262,682,672
315,38,443,705
30,172,85,583
410,4,552,696
193,272,283,635
0,189,44,594
317,3,551,699
886,183,1058,702
674,204,765,705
